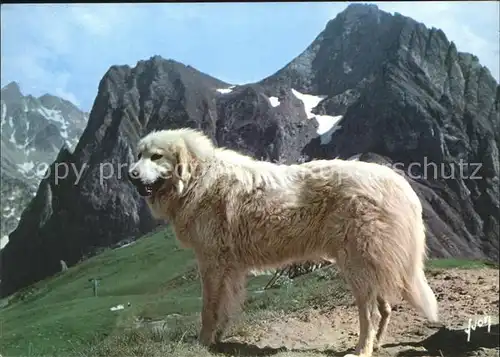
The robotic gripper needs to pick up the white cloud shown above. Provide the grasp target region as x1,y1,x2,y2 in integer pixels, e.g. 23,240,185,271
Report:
1,6,76,104
53,74,81,107
0,4,135,107
1,49,79,105
69,4,134,37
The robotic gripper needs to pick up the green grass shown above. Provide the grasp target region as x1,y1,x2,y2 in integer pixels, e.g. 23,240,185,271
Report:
0,228,199,356
426,257,499,270
0,227,495,357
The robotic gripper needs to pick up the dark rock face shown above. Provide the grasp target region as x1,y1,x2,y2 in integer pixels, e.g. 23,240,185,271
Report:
2,4,498,296
214,85,317,162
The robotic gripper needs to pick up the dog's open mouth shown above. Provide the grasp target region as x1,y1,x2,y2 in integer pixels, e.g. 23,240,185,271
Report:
143,184,153,196
137,180,164,197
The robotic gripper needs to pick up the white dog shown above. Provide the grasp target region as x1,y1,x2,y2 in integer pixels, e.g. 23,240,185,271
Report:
128,128,438,357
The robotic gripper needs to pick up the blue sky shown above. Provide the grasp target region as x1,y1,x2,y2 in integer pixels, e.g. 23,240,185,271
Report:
1,2,499,112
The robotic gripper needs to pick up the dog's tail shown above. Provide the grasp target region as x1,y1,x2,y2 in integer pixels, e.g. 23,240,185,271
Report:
403,267,439,322
399,209,439,322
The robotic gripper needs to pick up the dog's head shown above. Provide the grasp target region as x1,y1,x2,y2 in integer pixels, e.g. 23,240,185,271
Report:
128,130,199,198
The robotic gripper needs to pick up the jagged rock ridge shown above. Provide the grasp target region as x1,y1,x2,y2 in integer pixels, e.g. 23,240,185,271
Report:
1,4,498,297
1,82,88,245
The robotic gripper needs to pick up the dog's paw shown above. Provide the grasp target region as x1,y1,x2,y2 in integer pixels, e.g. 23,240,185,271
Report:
198,335,213,347
198,328,217,347
214,330,225,343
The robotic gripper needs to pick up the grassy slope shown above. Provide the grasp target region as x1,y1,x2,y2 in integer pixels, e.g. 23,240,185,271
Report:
0,227,496,357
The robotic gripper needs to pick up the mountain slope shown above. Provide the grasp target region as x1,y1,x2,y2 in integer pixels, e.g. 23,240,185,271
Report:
0,82,88,245
1,4,498,297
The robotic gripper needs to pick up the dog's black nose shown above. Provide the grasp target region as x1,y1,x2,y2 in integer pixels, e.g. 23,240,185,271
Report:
128,170,140,183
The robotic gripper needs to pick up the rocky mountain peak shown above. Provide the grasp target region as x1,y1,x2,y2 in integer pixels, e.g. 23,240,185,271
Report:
38,94,82,115
344,2,379,13
261,4,496,105
332,2,383,28
1,81,23,103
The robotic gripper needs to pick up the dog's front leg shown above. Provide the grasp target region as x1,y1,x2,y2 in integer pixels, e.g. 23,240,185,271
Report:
215,269,247,342
198,261,224,347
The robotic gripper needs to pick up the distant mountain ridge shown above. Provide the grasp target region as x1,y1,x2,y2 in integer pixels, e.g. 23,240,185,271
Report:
1,3,498,297
1,82,88,247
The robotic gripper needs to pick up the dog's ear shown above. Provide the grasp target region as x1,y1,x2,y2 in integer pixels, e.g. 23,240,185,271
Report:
173,144,191,195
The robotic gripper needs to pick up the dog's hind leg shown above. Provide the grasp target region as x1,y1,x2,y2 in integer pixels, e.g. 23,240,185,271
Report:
374,295,391,351
342,290,377,357
353,293,377,357
335,253,377,357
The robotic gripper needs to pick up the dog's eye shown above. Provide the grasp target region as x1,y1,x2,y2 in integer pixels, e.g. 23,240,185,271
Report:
137,153,142,160
150,154,162,161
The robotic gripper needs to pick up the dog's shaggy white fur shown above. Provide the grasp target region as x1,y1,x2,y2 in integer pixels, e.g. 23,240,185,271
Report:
128,128,439,357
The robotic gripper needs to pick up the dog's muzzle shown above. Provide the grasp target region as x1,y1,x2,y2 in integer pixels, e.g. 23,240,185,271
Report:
128,170,159,197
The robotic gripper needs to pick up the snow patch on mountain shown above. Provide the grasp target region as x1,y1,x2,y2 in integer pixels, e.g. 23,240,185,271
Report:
1,101,6,128
317,116,343,144
291,88,325,115
38,107,73,141
269,96,280,107
3,206,16,219
0,235,8,250
38,107,65,125
216,86,235,94
17,161,35,175
291,88,343,145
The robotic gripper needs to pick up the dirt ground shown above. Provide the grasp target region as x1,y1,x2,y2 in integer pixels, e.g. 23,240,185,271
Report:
223,267,500,357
